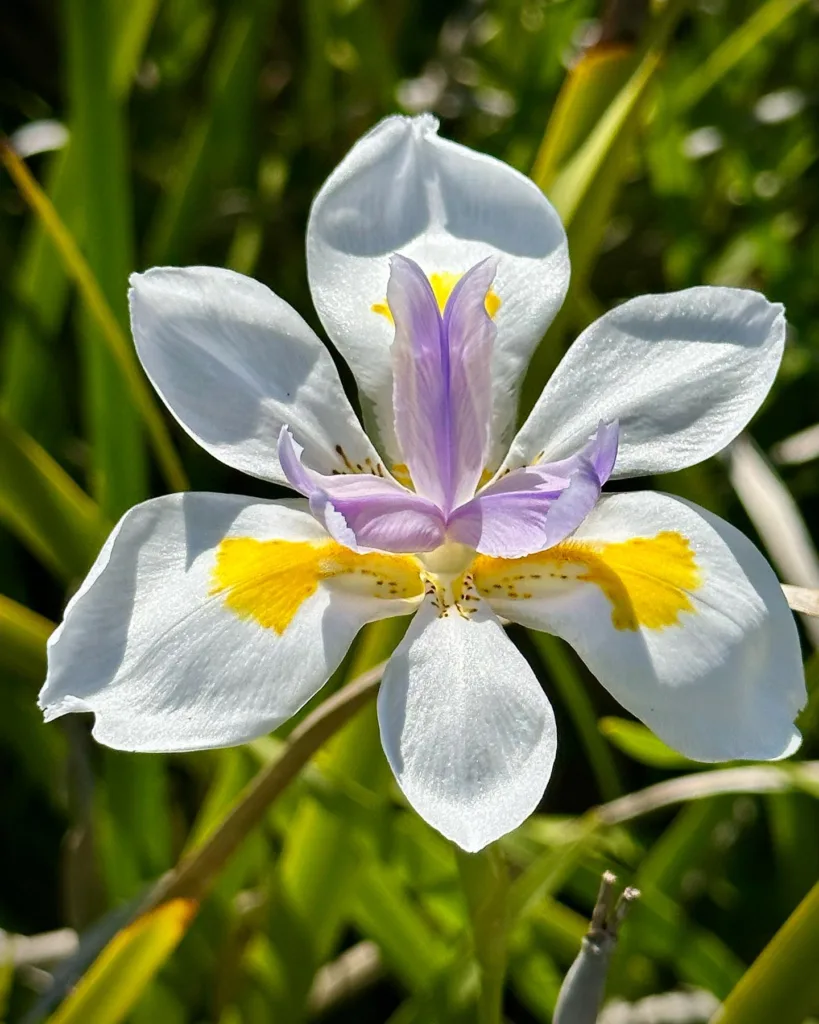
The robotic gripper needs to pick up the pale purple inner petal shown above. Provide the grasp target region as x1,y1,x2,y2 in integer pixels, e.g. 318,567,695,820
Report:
441,258,497,507
278,249,619,558
278,427,445,552
389,255,452,509
447,421,619,558
389,254,496,512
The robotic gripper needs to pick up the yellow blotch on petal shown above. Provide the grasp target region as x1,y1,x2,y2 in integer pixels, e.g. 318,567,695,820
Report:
371,269,501,323
211,538,424,635
371,299,393,323
391,462,414,489
472,531,700,632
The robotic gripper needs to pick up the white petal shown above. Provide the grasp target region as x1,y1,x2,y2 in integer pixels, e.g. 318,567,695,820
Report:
130,266,382,483
40,493,420,752
478,492,805,762
378,597,557,851
307,114,569,466
504,288,786,478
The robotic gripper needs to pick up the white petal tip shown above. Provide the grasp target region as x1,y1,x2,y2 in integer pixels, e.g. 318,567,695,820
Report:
772,728,803,761
39,694,93,722
404,798,533,853
392,112,439,136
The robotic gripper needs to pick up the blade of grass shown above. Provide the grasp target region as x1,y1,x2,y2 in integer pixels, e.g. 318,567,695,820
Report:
0,411,108,581
146,0,276,266
456,847,509,1024
727,433,819,647
352,859,450,992
65,0,147,516
37,662,386,1021
598,716,695,770
521,0,688,413
676,0,810,111
2,0,160,438
46,899,198,1024
110,0,162,95
0,595,53,683
530,44,639,196
270,618,407,1015
711,877,819,1024
0,139,188,494
1,147,76,443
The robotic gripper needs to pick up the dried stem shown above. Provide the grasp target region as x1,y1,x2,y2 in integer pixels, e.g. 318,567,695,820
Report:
553,872,641,1024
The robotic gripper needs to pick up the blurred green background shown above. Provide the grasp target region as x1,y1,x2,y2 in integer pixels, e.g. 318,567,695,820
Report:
1,0,819,1021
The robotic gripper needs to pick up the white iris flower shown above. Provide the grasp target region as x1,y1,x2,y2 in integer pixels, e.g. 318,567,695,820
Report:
39,115,805,852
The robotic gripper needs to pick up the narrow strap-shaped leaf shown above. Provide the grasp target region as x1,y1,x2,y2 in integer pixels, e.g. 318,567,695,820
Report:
0,411,108,581
0,140,188,495
676,0,810,110
65,0,147,516
2,0,160,439
712,878,819,1024
45,899,198,1024
38,662,386,1021
520,0,688,412
456,847,510,1024
146,0,276,265
0,594,53,683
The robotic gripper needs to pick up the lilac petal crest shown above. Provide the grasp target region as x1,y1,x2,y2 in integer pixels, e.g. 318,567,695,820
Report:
389,254,450,509
389,254,497,512
278,427,445,553
442,257,498,507
447,421,619,558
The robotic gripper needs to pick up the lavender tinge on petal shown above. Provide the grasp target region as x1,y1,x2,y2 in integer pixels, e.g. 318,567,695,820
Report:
389,254,498,513
439,257,498,509
446,422,619,558
277,425,445,553
388,254,452,510
280,246,618,559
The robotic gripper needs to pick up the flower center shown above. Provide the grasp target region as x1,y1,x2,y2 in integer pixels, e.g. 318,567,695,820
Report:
418,540,476,579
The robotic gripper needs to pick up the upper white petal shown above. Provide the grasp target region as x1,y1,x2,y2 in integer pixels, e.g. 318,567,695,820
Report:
39,493,408,752
504,287,786,478
130,266,381,484
307,114,569,466
378,596,557,851
489,491,805,762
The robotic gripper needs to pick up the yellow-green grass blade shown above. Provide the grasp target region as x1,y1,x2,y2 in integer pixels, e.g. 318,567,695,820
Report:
0,140,188,495
65,0,147,517
0,411,108,581
352,859,451,992
713,877,819,1024
1,147,77,444
676,0,810,111
599,716,696,770
520,0,688,413
1,0,160,438
0,593,53,683
110,0,162,96
530,44,639,195
268,618,408,1015
46,899,198,1024
146,0,276,266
